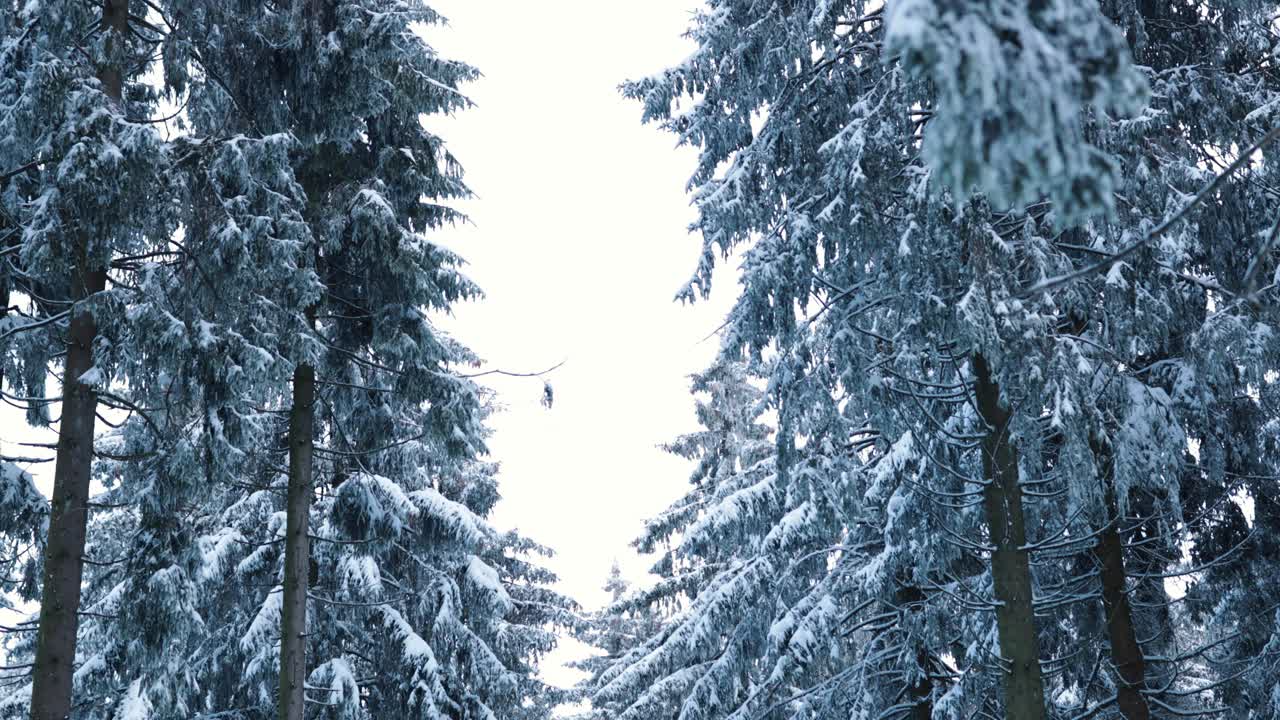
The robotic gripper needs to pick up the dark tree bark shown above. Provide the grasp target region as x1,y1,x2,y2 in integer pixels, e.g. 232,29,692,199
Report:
972,353,1047,720
891,585,936,720
1090,440,1150,720
29,266,106,720
29,2,124,717
279,362,316,720
1096,523,1150,719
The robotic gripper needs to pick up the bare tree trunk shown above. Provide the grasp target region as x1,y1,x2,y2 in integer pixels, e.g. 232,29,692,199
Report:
972,353,1046,720
1091,441,1150,720
279,362,315,720
29,266,106,720
29,2,124,717
1096,522,1150,720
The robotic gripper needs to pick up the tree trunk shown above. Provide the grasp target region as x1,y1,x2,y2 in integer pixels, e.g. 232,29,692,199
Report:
29,265,106,720
972,353,1046,720
279,362,315,720
905,650,935,720
29,2,124,717
1091,441,1150,720
892,585,935,720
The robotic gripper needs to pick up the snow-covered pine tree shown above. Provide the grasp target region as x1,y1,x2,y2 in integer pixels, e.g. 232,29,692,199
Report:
589,358,868,719
572,562,662,684
237,2,520,716
0,1,178,717
303,413,576,719
1,0,574,716
1143,2,1280,708
0,2,50,643
1181,386,1280,718
58,406,575,719
50,1,575,717
1046,3,1280,715
0,462,46,625
603,1,1280,718
58,127,323,720
567,563,662,720
1,2,327,715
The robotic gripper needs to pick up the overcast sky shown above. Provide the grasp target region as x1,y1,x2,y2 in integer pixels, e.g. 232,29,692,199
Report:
426,0,735,605
422,0,739,687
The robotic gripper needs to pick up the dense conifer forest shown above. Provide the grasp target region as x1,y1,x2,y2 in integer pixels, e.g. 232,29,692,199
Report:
3,1,1280,719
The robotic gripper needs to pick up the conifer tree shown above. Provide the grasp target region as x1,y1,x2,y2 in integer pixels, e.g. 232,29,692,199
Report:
1,0,324,715
2,2,576,718
0,462,46,619
590,359,866,718
0,1,176,716
597,2,1280,719
3,1,575,717
573,563,662,685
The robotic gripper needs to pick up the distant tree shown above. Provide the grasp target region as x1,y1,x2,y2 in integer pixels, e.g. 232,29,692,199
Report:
572,562,662,683
587,359,868,719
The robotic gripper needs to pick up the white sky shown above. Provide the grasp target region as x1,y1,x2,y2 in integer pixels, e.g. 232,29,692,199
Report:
425,0,736,607
424,0,738,687
0,0,734,694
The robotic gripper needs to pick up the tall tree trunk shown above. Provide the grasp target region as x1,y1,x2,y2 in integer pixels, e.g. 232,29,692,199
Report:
905,648,934,720
1090,440,1150,720
279,361,315,720
29,2,124,717
29,266,106,720
972,353,1046,720
893,585,936,720
0,242,9,394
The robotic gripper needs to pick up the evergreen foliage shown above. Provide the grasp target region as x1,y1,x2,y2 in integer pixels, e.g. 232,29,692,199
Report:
0,1,571,718
5,2,1280,720
586,2,1280,719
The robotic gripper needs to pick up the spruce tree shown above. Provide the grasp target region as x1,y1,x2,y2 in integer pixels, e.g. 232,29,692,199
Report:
0,1,174,716
590,359,863,718
574,562,661,681
2,1,576,717
596,2,1280,719
0,462,45,621
2,2,577,717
